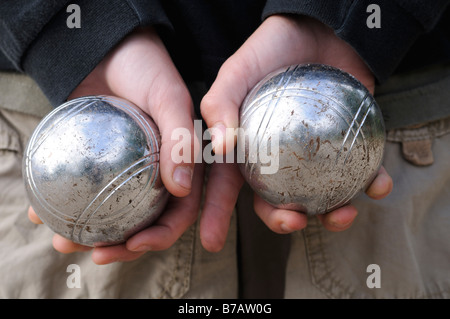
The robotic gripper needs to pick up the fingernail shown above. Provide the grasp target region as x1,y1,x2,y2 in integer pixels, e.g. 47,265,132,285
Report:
329,219,352,229
130,244,152,252
280,223,294,233
173,166,193,190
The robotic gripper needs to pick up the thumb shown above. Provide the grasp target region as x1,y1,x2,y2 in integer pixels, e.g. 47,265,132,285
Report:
200,54,260,155
200,51,275,155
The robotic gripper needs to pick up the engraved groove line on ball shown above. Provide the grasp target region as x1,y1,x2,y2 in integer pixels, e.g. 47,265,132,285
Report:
25,98,98,222
339,94,370,164
72,154,160,242
75,162,159,243
248,65,298,175
28,99,98,158
323,95,373,212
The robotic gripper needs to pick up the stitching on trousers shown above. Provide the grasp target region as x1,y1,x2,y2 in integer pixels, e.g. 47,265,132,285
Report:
157,239,183,299
182,224,196,295
304,217,355,298
157,222,196,299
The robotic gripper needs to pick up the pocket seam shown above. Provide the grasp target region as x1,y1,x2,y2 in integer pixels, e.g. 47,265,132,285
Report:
304,217,358,299
156,221,196,299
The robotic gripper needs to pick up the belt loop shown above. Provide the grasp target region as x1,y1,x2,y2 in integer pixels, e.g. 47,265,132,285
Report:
387,123,435,166
401,138,434,166
387,117,450,166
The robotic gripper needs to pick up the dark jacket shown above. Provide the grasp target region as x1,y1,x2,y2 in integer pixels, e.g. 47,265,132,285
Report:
0,0,449,108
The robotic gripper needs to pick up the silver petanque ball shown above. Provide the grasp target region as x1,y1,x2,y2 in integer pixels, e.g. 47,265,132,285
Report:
237,64,386,215
23,95,169,246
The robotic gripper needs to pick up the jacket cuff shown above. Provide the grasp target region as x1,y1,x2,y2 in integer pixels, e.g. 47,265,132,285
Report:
23,0,171,106
262,0,424,83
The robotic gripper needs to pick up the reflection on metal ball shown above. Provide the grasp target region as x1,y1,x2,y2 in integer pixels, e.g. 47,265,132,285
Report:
237,64,385,215
23,96,169,246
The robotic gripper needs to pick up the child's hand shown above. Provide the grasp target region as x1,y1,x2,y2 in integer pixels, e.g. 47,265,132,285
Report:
200,15,393,249
28,27,203,264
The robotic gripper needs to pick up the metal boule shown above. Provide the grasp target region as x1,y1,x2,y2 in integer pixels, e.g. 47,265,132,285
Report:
237,64,386,215
23,95,169,246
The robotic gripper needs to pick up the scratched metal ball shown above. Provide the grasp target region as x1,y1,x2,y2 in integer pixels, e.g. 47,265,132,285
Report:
23,96,169,246
237,64,385,215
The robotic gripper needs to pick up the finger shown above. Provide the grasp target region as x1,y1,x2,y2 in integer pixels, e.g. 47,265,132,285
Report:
253,194,308,234
126,163,204,252
67,79,113,100
317,204,358,232
365,166,393,200
28,206,42,224
200,162,244,252
53,235,144,264
52,234,92,254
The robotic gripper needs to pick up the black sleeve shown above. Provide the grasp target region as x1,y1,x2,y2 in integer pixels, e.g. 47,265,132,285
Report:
262,0,450,83
0,0,172,106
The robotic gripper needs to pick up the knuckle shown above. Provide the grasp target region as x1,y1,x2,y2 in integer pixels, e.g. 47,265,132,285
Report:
200,94,216,118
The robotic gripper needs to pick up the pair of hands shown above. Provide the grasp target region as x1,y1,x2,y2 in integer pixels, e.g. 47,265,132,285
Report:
28,15,393,264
